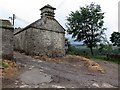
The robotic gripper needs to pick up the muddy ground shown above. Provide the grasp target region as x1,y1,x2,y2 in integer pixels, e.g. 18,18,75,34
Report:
2,52,118,88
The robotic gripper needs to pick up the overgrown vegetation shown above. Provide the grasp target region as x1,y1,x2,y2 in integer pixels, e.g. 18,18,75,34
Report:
66,44,120,64
0,61,9,69
66,45,90,58
92,55,120,64
2,62,9,68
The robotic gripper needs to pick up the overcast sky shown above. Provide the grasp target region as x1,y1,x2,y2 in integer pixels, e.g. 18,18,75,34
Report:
0,0,119,44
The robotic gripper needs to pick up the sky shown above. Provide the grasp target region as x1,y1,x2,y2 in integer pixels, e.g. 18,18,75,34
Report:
0,0,119,44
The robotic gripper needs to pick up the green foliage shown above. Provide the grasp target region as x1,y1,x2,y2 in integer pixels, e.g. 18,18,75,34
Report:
98,44,105,53
110,32,120,47
98,43,113,54
66,45,120,64
66,45,90,58
0,61,9,69
66,45,77,55
2,62,9,68
65,38,70,48
92,55,120,64
66,2,107,55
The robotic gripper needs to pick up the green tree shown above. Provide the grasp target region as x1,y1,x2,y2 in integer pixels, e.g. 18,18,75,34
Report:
66,2,106,55
65,38,70,48
110,32,120,47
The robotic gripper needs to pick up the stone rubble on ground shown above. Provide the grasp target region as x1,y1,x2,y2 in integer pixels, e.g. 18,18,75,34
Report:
92,82,100,88
51,85,65,88
101,83,116,88
92,82,116,88
19,84,29,88
29,66,35,70
37,60,43,63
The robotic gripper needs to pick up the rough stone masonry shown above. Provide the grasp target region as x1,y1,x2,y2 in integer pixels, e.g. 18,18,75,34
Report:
14,4,65,57
0,19,14,60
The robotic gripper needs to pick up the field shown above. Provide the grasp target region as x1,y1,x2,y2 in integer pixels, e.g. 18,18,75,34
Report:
67,45,120,64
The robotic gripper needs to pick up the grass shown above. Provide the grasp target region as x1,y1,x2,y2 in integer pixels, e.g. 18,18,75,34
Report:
91,55,120,64
0,61,9,69
66,45,120,64
2,62,9,68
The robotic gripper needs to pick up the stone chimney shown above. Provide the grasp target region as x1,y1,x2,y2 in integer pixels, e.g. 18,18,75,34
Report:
40,4,56,18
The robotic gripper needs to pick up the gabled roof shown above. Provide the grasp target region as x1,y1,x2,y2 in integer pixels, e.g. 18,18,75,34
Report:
0,19,13,29
14,18,65,35
14,19,41,35
14,5,65,35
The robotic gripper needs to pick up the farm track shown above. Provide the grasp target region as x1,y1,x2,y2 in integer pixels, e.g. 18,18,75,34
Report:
2,52,118,88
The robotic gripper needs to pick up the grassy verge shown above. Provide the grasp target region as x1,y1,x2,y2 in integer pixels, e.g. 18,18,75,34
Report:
91,55,120,64
66,45,120,64
0,61,9,69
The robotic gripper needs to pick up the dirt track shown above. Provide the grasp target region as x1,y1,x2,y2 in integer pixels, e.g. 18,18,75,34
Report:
2,52,118,88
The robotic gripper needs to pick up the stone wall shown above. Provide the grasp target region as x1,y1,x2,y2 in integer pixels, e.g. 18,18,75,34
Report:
14,5,65,58
14,27,65,57
1,27,14,60
0,26,2,59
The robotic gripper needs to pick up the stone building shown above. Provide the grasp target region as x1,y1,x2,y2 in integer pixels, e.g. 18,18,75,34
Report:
14,5,65,57
0,19,14,60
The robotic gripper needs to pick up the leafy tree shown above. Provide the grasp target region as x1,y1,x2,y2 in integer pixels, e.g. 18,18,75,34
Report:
66,3,107,55
65,38,70,48
110,32,120,47
98,43,105,53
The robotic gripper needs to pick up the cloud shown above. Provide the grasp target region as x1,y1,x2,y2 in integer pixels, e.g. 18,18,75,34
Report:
0,0,119,42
